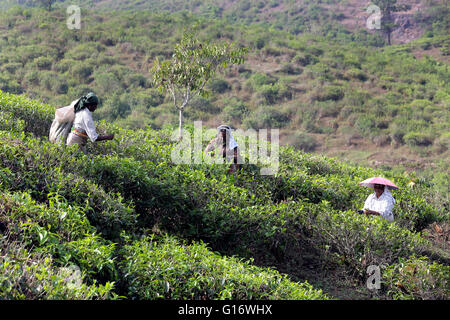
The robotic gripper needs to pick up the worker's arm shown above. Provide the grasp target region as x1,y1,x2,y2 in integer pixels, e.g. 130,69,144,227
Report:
363,209,380,216
95,134,114,142
365,200,394,221
204,138,217,155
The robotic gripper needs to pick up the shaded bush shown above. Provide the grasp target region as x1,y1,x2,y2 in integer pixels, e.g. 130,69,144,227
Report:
222,98,248,122
292,52,318,66
0,239,115,300
289,132,317,152
34,56,52,70
208,78,231,93
310,209,428,277
0,90,54,137
243,106,290,129
311,85,344,102
119,235,329,300
404,132,434,147
0,192,118,285
383,256,449,300
0,132,138,239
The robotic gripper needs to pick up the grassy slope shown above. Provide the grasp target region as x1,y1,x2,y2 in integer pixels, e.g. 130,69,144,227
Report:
0,90,448,300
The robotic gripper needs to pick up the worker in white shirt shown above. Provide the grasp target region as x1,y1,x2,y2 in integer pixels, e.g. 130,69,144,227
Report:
361,183,396,222
204,125,242,173
66,93,114,154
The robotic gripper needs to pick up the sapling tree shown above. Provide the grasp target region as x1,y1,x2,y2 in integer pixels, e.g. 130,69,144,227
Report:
151,31,247,140
371,0,411,45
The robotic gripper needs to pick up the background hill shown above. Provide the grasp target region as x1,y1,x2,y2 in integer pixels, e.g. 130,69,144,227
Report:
0,0,448,200
2,0,448,43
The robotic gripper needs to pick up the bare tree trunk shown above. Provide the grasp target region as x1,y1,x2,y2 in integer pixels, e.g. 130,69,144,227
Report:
178,108,183,141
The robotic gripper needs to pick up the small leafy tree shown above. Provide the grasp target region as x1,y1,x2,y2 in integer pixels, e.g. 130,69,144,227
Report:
371,0,411,45
151,31,247,140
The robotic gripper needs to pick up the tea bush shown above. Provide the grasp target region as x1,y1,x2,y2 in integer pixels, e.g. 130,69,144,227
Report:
382,256,449,300
0,240,116,300
310,208,428,277
0,111,25,133
119,235,329,300
0,90,54,137
0,192,118,283
0,89,447,299
0,131,138,239
404,131,435,147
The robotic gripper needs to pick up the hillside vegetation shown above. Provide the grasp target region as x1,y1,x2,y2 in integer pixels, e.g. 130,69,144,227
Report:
0,1,448,199
0,90,448,299
0,0,449,300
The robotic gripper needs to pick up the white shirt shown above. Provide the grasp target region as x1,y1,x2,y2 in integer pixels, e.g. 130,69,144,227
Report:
204,136,242,163
364,189,395,222
73,108,99,142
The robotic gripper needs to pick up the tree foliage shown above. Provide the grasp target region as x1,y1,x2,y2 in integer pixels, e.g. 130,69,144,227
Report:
371,0,411,45
151,31,247,139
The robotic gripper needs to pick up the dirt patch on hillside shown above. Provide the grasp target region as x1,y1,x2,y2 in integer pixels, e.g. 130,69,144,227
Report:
325,0,440,44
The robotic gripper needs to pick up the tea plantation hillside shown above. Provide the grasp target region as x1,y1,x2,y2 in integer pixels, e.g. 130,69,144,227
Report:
0,90,448,300
0,3,448,194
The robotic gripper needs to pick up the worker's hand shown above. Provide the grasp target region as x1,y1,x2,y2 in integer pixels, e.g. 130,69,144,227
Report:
364,209,380,216
97,134,114,141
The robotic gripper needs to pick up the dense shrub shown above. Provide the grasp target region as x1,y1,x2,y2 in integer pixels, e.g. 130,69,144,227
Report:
0,87,446,300
383,256,449,300
0,192,118,285
404,131,434,147
208,78,231,93
355,114,378,136
0,132,138,239
0,240,116,300
34,56,52,70
70,64,94,82
288,132,318,152
243,106,290,129
311,85,344,102
292,52,318,66
222,98,249,122
394,190,438,231
0,111,25,133
248,73,277,89
310,209,428,277
0,90,54,137
119,235,329,300
346,68,368,81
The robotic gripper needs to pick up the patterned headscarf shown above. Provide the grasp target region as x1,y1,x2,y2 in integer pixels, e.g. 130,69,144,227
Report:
74,92,99,113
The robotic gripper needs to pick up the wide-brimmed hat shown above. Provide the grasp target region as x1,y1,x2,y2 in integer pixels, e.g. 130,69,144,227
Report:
358,177,399,190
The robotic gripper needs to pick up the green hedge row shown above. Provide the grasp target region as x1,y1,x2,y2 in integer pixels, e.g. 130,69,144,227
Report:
0,239,115,299
119,235,329,300
1,90,447,299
